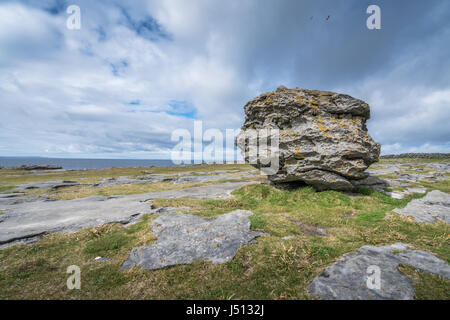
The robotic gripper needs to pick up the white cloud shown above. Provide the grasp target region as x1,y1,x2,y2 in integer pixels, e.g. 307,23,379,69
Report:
0,0,449,158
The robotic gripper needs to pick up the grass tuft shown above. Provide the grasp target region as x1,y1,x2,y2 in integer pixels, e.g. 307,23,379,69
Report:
84,231,133,256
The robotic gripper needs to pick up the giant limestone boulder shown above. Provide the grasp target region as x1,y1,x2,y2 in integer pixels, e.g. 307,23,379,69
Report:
236,86,380,191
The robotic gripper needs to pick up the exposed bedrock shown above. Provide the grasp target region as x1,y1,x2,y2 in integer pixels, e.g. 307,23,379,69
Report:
307,243,450,300
236,86,380,191
0,181,252,247
121,210,264,270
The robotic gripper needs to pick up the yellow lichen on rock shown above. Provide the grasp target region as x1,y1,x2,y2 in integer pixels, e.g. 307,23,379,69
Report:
314,118,332,138
292,145,305,159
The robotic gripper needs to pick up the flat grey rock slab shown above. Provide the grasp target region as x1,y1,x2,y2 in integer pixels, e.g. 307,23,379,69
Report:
393,172,447,183
425,162,450,171
388,191,406,199
367,162,449,185
385,179,411,187
92,174,185,187
307,243,450,300
0,196,153,245
0,181,252,246
15,180,81,190
92,171,257,187
366,166,402,176
406,187,427,194
0,196,54,206
121,210,264,270
393,190,450,223
381,187,428,200
171,174,244,184
136,181,252,200
0,193,25,198
92,176,145,187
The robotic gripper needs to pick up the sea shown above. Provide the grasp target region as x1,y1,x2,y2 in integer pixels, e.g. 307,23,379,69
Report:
0,157,182,170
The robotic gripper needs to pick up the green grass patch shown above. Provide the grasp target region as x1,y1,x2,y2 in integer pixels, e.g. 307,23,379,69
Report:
84,231,134,256
0,185,15,193
249,214,267,230
399,265,450,300
89,265,128,287
355,210,386,225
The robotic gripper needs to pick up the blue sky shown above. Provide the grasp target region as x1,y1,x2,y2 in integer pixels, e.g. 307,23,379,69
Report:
0,0,449,159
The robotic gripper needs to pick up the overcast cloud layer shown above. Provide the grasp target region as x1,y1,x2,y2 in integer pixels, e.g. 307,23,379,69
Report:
0,0,449,159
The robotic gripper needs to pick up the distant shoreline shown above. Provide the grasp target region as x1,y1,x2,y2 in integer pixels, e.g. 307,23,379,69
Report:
0,158,178,170
0,157,245,170
380,153,450,159
0,153,448,170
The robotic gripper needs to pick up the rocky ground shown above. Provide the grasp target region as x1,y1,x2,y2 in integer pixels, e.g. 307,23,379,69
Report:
0,158,448,300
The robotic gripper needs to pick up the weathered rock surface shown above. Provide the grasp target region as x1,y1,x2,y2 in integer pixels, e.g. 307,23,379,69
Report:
367,162,449,184
393,190,450,223
92,176,147,187
0,181,252,246
15,180,81,190
3,171,258,191
92,171,258,187
0,196,153,245
0,195,54,206
307,243,450,300
236,86,380,191
363,161,449,199
121,210,264,270
425,162,450,171
350,175,389,190
0,193,25,199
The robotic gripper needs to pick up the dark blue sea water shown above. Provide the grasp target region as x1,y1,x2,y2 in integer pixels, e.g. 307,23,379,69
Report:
0,157,181,170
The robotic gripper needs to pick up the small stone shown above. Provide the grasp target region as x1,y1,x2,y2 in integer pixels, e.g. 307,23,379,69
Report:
389,192,405,199
406,187,427,194
0,193,25,199
94,257,111,262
